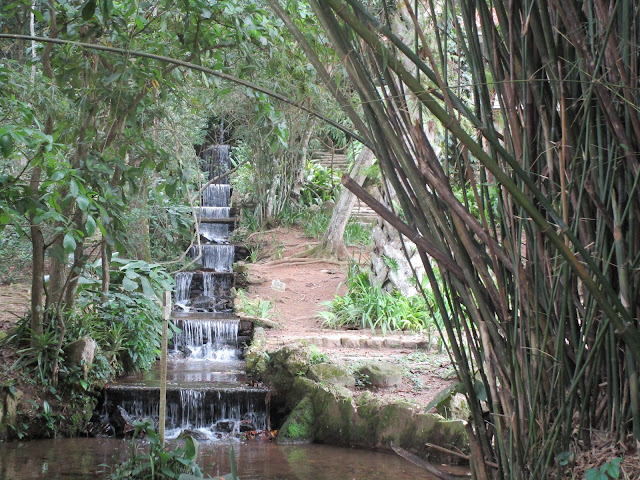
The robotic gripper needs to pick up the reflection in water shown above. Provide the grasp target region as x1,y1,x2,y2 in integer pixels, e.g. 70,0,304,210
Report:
0,438,439,480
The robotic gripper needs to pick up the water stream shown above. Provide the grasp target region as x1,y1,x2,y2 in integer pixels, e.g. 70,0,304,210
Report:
0,438,440,480
101,144,267,440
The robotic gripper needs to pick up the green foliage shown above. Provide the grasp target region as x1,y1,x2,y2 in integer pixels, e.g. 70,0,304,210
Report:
235,289,274,319
319,262,433,334
108,420,204,479
11,327,61,385
70,290,164,374
299,162,340,206
585,459,622,480
298,210,330,238
79,254,175,301
343,221,372,247
307,344,328,365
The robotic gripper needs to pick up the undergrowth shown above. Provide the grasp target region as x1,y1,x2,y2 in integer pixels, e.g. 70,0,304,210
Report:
319,262,434,334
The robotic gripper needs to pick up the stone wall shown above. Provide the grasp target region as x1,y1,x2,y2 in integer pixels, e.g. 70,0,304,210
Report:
246,330,468,463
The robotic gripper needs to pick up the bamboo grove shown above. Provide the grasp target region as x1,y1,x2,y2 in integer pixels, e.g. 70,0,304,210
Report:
278,0,640,477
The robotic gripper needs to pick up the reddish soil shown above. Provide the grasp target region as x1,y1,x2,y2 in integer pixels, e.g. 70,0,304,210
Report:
239,226,455,408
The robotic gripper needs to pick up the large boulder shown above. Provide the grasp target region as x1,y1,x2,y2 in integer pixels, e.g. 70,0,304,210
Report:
357,362,403,389
277,396,315,444
308,363,355,388
65,336,97,380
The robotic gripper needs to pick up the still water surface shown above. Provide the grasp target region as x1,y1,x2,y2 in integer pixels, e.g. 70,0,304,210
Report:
0,438,438,479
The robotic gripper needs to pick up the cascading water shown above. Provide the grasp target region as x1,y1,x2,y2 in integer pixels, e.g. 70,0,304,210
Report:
173,319,239,361
202,184,231,207
174,272,194,306
190,244,235,271
100,142,269,441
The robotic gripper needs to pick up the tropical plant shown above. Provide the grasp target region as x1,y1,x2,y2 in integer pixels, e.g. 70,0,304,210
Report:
319,262,433,334
108,420,204,479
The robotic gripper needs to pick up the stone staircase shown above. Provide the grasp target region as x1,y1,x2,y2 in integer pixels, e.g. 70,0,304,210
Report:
312,150,378,223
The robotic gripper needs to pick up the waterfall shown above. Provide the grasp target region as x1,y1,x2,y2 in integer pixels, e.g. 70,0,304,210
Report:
202,184,231,207
203,145,231,183
203,272,232,299
173,319,239,361
174,272,193,304
196,207,230,219
190,244,235,271
102,141,270,442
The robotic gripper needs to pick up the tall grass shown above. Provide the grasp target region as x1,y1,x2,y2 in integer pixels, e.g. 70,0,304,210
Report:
319,262,434,334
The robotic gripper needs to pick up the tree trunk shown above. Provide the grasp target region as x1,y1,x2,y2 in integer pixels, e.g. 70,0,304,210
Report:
29,176,45,345
319,146,375,258
101,236,110,300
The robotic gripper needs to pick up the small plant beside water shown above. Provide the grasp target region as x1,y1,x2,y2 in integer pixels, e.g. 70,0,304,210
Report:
235,289,274,319
319,262,433,334
307,344,328,365
107,420,204,479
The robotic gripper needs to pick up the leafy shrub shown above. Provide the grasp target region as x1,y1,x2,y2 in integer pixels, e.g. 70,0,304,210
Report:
297,210,330,238
299,161,340,206
234,289,274,319
70,291,164,374
344,220,372,247
319,262,433,334
108,420,204,479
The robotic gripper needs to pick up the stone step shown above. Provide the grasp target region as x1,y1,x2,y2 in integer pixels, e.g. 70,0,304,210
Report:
267,333,437,351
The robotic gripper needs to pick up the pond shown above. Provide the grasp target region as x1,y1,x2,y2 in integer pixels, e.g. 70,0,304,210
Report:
0,437,442,479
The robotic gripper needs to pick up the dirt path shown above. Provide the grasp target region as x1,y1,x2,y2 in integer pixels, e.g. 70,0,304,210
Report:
239,226,455,407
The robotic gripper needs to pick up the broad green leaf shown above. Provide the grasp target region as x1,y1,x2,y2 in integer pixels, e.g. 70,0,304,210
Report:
122,277,138,292
50,171,65,181
424,382,463,413
69,179,79,197
184,435,199,461
140,276,155,298
63,233,76,253
76,195,90,211
81,0,97,20
86,215,97,236
585,469,607,480
0,134,13,157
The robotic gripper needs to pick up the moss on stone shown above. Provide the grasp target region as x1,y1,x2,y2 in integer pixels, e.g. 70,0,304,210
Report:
278,397,315,444
308,363,355,388
246,327,268,379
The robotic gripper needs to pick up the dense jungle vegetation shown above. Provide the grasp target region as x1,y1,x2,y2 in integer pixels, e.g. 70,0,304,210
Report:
2,0,640,478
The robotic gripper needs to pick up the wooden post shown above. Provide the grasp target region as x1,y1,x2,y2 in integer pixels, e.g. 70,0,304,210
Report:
159,290,171,446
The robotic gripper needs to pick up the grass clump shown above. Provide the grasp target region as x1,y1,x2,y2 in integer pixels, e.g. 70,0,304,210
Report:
234,289,274,319
319,262,432,334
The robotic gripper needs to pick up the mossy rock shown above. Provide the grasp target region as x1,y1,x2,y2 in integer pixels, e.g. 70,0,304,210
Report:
312,384,356,445
59,395,97,437
308,363,355,388
269,346,312,379
357,362,403,389
246,327,268,378
277,396,316,444
376,400,420,445
289,376,322,408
